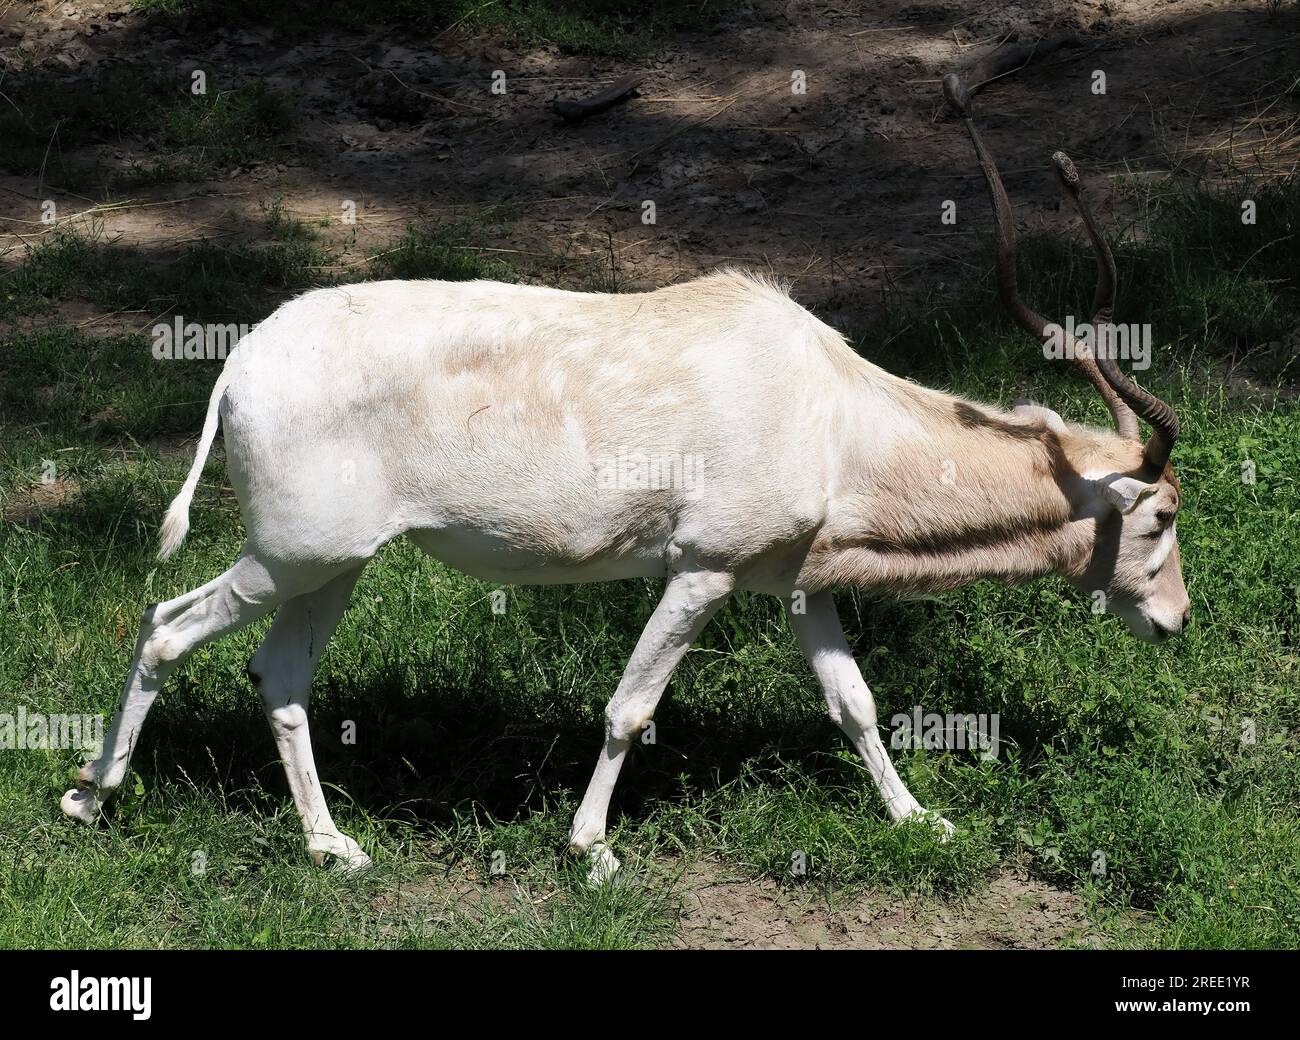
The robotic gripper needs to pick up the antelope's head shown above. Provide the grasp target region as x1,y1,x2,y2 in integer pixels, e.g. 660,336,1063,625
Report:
945,74,1190,643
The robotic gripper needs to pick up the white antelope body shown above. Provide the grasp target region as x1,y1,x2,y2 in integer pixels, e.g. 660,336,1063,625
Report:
62,80,1190,881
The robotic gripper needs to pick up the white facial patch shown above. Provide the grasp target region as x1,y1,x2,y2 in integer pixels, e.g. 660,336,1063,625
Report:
1146,522,1176,576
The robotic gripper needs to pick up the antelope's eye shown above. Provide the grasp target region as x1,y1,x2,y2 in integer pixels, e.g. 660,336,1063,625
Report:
1155,509,1175,526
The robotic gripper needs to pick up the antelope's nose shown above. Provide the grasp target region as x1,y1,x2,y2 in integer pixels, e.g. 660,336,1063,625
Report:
1153,606,1190,642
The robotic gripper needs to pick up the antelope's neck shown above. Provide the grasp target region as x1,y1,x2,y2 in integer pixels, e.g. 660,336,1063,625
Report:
797,396,1093,596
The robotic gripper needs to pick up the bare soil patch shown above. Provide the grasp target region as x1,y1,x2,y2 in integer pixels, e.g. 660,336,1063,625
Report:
2,1,1295,327
2,473,79,523
668,858,1109,949
368,854,1114,949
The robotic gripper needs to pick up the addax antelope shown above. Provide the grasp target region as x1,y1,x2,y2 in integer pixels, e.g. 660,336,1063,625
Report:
63,76,1189,881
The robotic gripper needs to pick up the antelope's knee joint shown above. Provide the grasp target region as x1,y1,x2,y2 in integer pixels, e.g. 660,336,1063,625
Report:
268,702,307,736
142,628,183,670
604,703,650,743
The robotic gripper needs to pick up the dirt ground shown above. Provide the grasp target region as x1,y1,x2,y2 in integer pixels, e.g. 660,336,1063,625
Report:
3,0,1296,330
375,854,1113,949
667,860,1108,949
1,0,1291,948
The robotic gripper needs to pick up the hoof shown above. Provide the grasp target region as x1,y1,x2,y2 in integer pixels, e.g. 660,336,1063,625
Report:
585,843,621,886
901,808,956,842
61,787,100,825
329,850,373,874
309,834,373,874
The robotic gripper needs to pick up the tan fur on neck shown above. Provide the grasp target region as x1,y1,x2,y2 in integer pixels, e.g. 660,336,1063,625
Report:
799,383,1145,596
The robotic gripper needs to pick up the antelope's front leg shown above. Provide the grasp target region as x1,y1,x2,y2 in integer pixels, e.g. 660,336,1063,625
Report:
568,565,734,883
787,590,954,838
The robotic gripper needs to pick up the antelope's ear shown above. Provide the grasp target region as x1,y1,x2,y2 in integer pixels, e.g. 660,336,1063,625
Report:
1011,400,1068,434
1100,475,1158,515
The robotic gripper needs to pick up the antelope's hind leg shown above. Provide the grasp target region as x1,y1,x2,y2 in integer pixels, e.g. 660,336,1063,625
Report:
62,552,339,823
247,566,370,871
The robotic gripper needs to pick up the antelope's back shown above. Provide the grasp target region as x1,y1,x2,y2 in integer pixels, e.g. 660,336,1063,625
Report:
218,273,843,570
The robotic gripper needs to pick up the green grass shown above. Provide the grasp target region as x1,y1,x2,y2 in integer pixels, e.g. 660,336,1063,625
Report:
367,223,518,283
0,215,524,322
1,177,1298,948
0,69,292,182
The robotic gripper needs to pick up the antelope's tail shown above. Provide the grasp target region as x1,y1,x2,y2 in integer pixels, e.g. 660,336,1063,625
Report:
158,367,233,560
